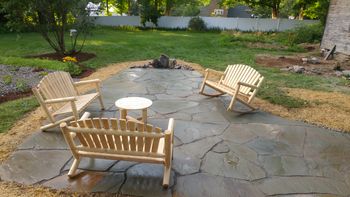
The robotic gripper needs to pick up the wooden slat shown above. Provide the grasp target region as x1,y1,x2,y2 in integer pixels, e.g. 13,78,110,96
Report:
151,127,162,153
144,124,153,152
120,119,129,151
71,121,88,147
85,119,102,148
137,123,145,152
93,118,109,149
111,119,123,150
102,119,115,149
127,121,137,151
77,120,95,148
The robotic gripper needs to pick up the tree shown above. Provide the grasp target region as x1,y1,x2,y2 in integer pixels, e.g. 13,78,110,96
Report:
221,0,283,19
2,0,96,55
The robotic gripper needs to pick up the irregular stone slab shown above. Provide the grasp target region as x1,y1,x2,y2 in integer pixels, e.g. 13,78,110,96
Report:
174,173,264,197
151,100,198,114
173,137,221,175
166,90,194,98
212,142,230,153
63,158,117,172
192,111,228,123
121,164,174,197
220,124,258,144
201,151,265,181
223,110,307,126
150,119,228,144
109,161,137,172
260,155,309,176
146,82,167,94
0,150,71,184
43,171,124,193
258,177,350,196
18,130,68,150
226,143,259,164
247,137,303,156
181,70,203,78
174,120,228,143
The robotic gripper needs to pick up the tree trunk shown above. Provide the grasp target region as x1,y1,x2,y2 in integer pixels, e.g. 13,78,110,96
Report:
127,0,131,15
106,0,109,15
298,6,304,20
272,7,278,19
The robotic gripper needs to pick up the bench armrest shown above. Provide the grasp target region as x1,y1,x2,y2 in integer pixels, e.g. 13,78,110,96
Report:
44,97,76,104
238,82,259,89
205,68,225,76
73,79,101,86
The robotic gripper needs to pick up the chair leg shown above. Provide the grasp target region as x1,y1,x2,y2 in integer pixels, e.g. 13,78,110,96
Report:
227,96,236,111
68,158,81,178
163,165,171,189
98,95,105,110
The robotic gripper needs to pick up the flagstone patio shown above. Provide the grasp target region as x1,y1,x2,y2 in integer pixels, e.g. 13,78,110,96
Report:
1,69,350,196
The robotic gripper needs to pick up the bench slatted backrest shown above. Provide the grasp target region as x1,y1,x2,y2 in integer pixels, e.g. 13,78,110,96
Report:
37,71,78,111
66,118,165,158
221,64,263,95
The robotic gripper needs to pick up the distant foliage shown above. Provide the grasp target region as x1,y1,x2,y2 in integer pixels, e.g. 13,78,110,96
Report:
188,17,207,31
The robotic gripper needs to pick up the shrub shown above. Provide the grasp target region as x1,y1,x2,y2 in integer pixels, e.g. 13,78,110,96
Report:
63,56,82,76
279,23,324,46
2,75,12,85
188,17,207,31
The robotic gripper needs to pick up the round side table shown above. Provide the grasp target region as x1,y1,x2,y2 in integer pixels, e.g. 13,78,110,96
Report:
115,97,153,123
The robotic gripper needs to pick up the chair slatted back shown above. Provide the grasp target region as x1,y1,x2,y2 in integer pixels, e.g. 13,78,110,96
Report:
221,64,263,95
65,118,166,158
36,71,78,110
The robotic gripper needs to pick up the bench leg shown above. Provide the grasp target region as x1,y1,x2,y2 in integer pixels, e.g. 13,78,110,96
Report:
227,96,236,111
68,158,81,178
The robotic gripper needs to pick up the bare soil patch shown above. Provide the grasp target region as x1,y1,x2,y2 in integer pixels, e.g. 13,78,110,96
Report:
256,52,350,78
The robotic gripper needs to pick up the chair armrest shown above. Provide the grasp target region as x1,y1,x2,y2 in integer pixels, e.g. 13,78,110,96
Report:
205,68,225,76
167,118,175,144
237,82,259,89
73,79,101,86
44,97,76,104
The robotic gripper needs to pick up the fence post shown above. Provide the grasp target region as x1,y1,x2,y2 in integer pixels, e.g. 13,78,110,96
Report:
276,18,281,31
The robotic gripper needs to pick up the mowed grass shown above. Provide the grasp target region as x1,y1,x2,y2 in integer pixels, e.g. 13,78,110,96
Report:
0,27,349,132
0,97,38,133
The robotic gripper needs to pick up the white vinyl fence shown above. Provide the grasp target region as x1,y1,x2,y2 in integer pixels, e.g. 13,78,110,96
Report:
93,16,318,32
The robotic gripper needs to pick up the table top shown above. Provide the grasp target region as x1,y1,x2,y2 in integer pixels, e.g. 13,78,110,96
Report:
115,97,153,110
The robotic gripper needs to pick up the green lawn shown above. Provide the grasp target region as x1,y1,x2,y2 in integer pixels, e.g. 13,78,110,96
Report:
0,27,349,133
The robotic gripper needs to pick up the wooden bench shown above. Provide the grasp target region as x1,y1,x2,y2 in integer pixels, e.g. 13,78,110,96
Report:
32,71,105,131
60,118,174,188
199,64,264,111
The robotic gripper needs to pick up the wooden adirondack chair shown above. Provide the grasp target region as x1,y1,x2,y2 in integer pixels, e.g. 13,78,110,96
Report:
32,71,105,131
199,64,264,111
60,118,174,188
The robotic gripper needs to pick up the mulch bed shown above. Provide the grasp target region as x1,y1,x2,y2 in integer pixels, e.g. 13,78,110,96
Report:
1,52,97,104
28,52,96,62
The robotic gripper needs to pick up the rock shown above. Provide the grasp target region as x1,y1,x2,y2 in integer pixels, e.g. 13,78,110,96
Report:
342,70,350,76
292,65,305,74
159,54,169,68
310,68,322,75
335,71,343,77
309,57,320,64
301,57,308,63
169,58,177,69
280,66,293,72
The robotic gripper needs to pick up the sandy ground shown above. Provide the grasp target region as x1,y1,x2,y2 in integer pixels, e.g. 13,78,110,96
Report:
0,59,349,196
